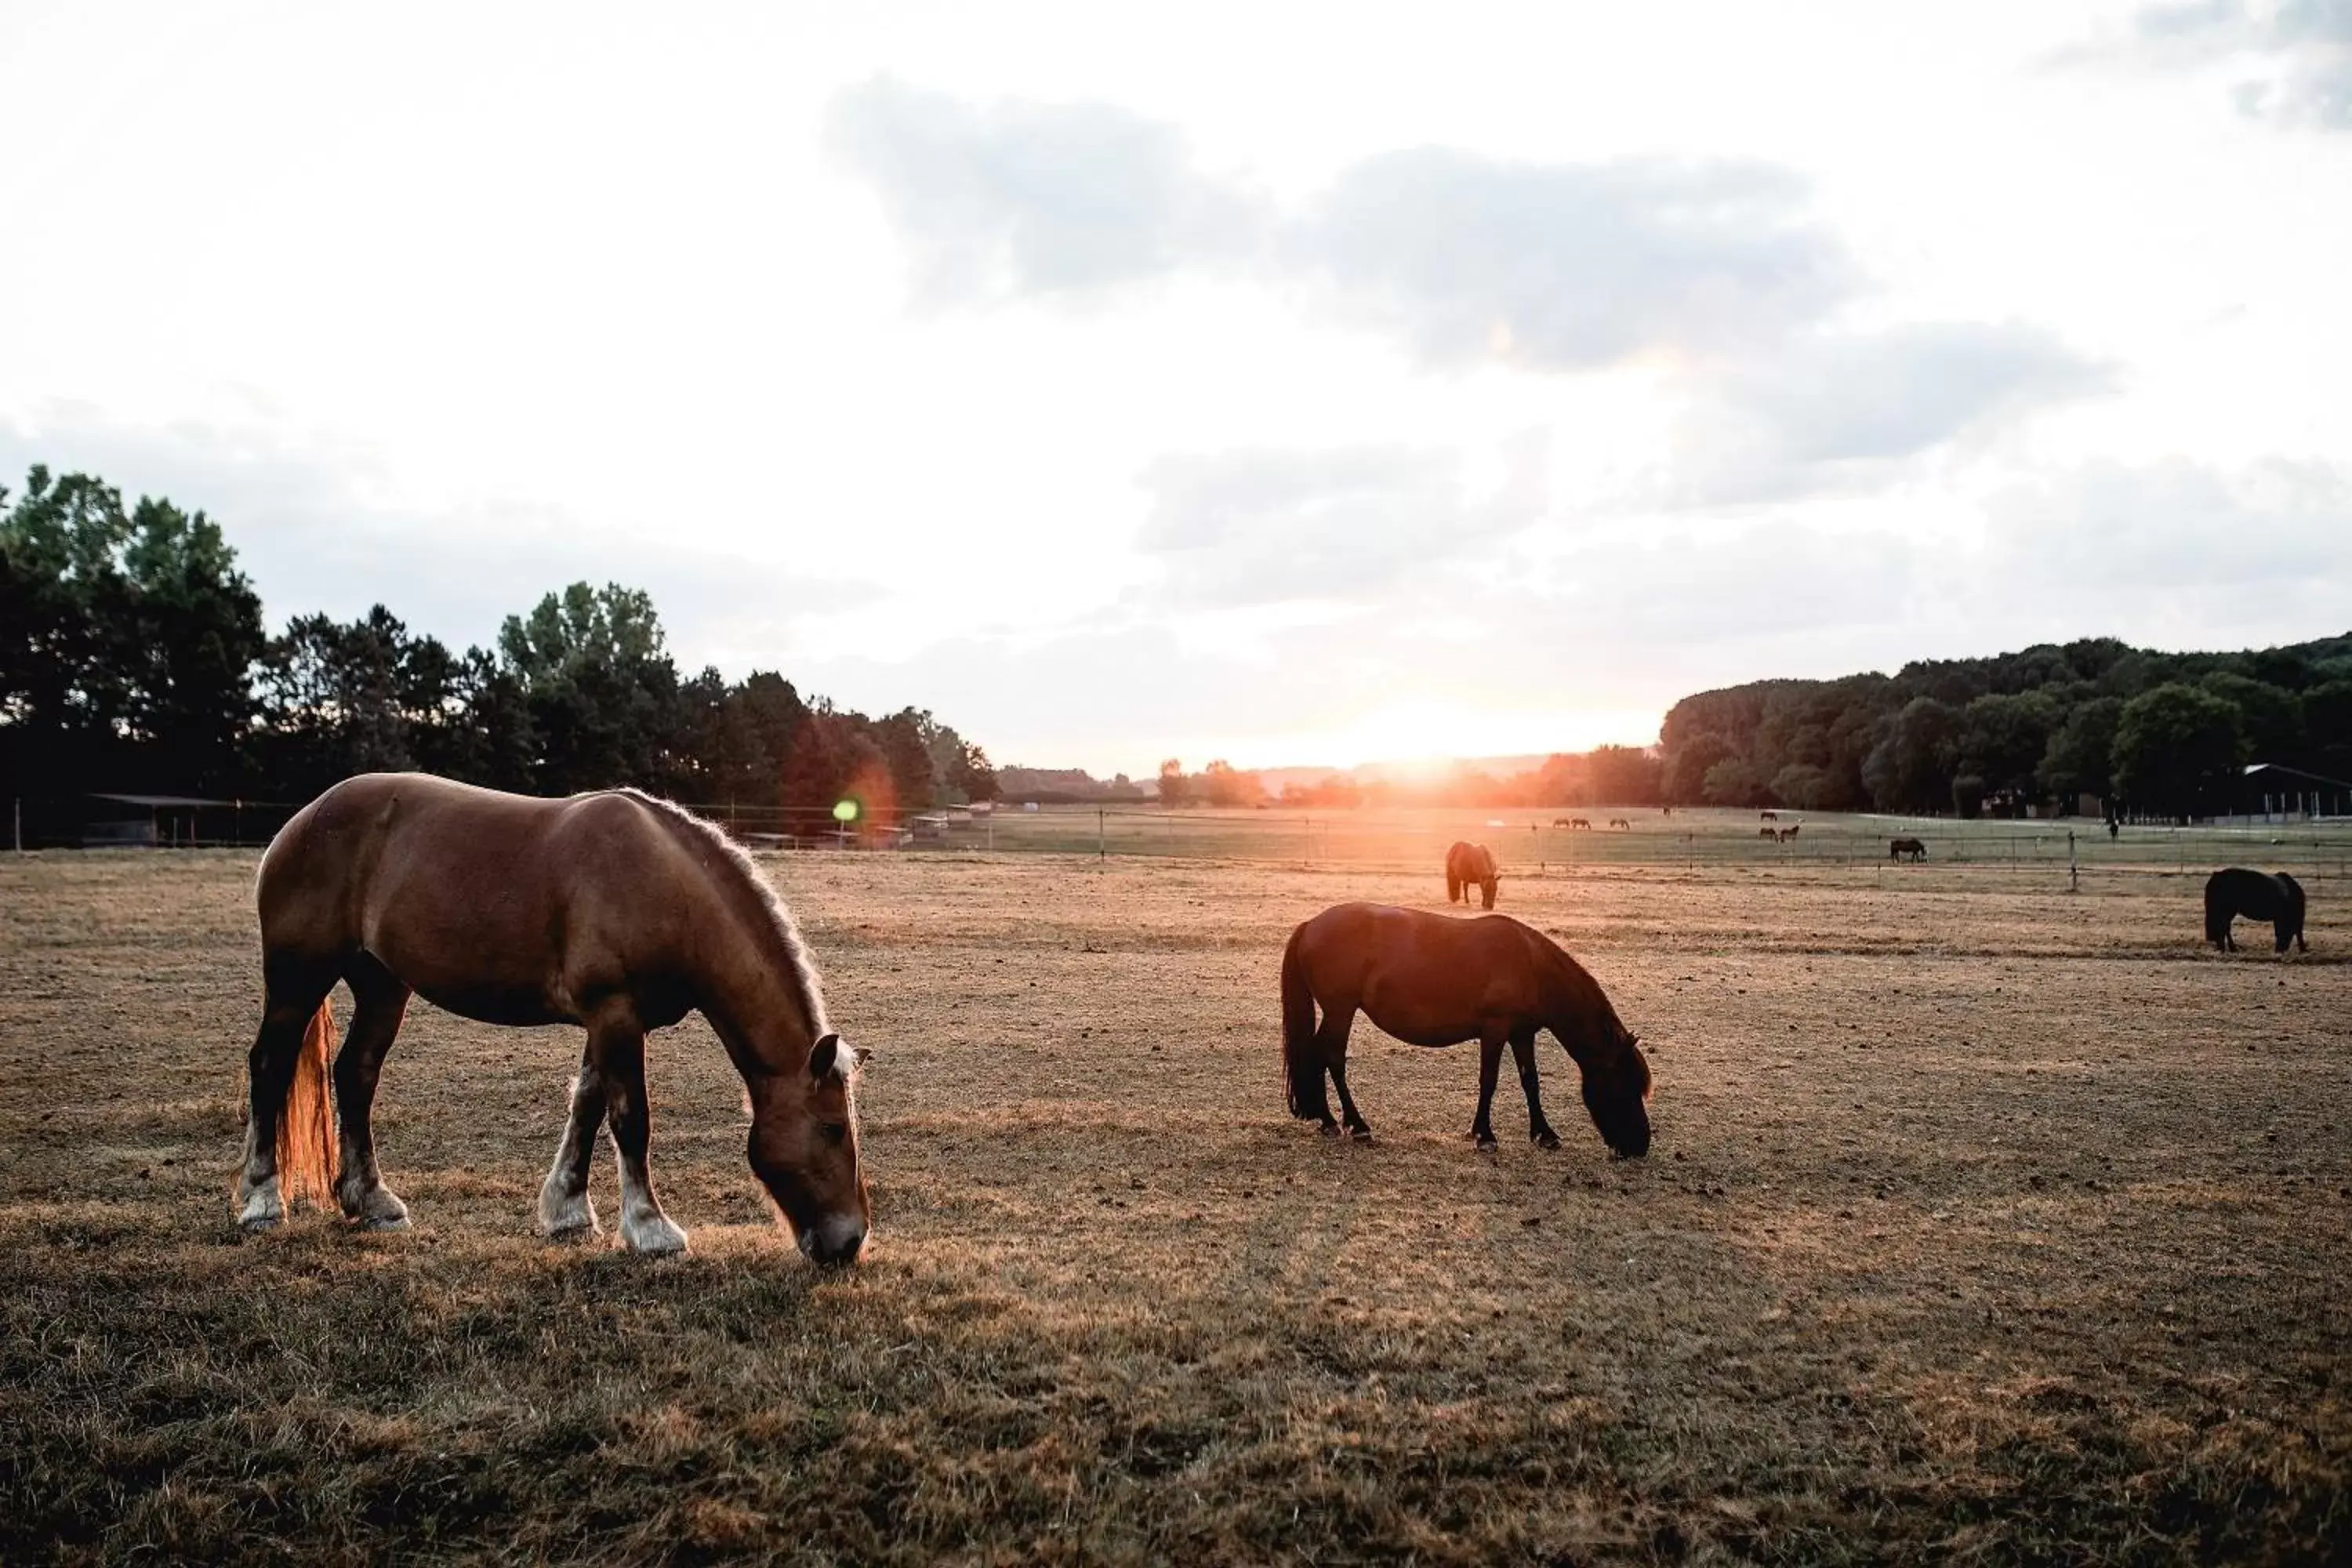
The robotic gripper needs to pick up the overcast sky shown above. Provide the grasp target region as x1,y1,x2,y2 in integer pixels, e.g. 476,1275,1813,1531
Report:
3,2,2348,775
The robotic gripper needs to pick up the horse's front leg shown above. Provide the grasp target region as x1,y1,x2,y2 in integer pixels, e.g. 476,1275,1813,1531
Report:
1510,1029,1559,1149
539,1044,605,1239
1469,1032,1505,1150
593,1015,688,1256
331,961,415,1229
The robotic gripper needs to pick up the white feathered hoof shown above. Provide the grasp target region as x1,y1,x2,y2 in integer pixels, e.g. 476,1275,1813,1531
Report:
539,1185,600,1240
622,1210,689,1257
236,1182,285,1232
348,1186,411,1231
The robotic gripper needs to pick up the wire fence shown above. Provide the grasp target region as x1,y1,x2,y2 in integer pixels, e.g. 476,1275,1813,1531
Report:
13,793,2350,891
959,806,2352,887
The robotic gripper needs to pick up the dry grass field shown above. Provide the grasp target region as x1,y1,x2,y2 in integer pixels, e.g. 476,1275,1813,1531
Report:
3,848,2350,1564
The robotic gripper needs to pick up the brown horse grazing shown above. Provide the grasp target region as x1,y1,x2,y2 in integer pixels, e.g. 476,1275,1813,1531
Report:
2205,867,2307,954
1445,840,1499,909
238,773,871,1265
1889,836,1927,862
1280,903,1651,1156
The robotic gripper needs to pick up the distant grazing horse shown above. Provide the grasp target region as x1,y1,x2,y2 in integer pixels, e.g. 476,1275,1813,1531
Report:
1759,826,1779,840
1281,903,1652,1155
1569,817,1592,831
1609,817,1632,830
238,773,872,1264
1445,840,1499,909
1777,825,1801,843
1760,810,1780,822
2204,867,2307,954
1889,837,1926,862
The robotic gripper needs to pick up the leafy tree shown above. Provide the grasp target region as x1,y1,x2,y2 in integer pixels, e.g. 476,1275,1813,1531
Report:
2198,671,2301,764
2036,695,2124,808
1701,757,1767,807
1200,759,1263,807
1955,690,2060,803
941,734,1000,803
2111,683,2243,820
256,606,466,794
1860,698,1961,811
2304,681,2352,782
0,466,263,796
1769,764,1835,811
1951,773,1987,820
1586,744,1663,805
873,707,943,810
1157,758,1192,808
1663,731,1735,804
497,582,681,793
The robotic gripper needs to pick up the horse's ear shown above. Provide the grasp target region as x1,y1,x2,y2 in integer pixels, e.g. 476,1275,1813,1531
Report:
809,1033,843,1079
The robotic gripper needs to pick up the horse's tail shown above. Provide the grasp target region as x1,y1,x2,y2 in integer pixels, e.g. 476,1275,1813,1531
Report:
1280,927,1319,1119
277,998,339,1208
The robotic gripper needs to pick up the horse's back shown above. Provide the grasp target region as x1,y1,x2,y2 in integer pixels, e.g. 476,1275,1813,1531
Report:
1292,903,1556,1044
2206,866,2290,916
258,775,695,1016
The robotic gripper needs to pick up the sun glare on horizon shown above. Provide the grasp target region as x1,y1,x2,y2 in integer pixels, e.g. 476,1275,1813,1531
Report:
1186,699,1667,778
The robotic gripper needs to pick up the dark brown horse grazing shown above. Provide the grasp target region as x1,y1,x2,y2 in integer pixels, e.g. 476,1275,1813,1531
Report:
238,773,871,1264
1889,836,1926,862
2205,867,2307,954
1281,903,1651,1156
1445,840,1499,909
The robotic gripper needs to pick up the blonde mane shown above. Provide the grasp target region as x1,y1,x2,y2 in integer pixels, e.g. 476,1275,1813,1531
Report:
612,787,830,1039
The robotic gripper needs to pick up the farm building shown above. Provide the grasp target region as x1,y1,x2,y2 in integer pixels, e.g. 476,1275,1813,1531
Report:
2232,762,2352,822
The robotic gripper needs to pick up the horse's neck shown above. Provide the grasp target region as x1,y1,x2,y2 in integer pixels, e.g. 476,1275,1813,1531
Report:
690,897,822,1078
1538,950,1610,1056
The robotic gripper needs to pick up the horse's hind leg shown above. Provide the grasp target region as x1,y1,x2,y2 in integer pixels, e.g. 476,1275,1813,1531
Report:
539,1041,606,1239
1310,1008,1356,1138
1510,1029,1559,1149
237,958,336,1229
332,955,413,1229
591,1011,688,1256
1322,1011,1370,1142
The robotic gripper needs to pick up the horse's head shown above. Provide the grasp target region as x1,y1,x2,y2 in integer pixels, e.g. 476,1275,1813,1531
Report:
746,1033,872,1265
1580,1028,1653,1159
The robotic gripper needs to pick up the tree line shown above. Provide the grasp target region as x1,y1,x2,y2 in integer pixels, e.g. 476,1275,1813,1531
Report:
0,465,998,818
1657,634,2352,820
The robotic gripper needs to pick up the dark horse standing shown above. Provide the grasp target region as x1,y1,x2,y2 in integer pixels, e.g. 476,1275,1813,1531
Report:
1445,840,1499,909
2205,867,2307,953
238,773,872,1264
1281,903,1651,1155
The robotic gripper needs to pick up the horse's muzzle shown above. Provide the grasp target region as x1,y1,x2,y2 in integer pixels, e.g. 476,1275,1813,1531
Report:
800,1214,868,1267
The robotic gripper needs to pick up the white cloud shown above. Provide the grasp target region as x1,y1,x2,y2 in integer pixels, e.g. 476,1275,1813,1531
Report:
825,77,1265,303
1135,434,1547,606
2063,1,2352,129
1294,149,1855,370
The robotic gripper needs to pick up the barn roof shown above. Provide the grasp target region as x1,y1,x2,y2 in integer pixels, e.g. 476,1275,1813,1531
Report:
2239,762,2352,791
88,792,238,808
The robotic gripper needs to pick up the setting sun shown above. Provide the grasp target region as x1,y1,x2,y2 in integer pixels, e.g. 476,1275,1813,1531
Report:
1187,698,1666,776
